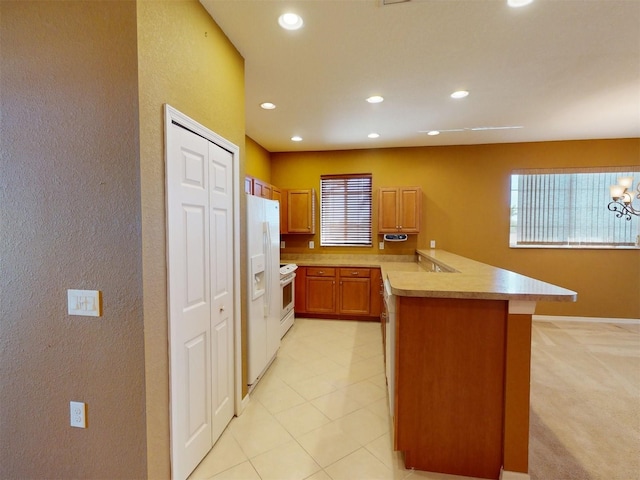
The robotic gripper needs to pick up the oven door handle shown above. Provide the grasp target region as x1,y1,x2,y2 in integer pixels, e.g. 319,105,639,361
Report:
279,273,296,286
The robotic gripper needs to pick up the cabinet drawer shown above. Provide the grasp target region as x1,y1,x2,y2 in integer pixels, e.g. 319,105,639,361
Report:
339,268,370,278
307,267,336,277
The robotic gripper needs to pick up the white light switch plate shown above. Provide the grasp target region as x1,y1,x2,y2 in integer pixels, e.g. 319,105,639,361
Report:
68,289,101,317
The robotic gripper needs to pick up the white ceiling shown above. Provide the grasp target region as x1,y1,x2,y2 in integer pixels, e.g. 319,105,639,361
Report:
200,0,640,153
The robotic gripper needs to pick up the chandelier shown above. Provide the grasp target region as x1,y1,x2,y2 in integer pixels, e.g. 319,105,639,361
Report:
608,176,640,220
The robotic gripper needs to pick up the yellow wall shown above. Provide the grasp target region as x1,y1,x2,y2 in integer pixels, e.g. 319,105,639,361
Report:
137,1,245,477
271,139,640,319
246,135,272,182
1,1,146,477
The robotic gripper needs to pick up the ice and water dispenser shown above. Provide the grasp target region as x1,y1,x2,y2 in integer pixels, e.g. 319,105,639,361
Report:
251,253,266,300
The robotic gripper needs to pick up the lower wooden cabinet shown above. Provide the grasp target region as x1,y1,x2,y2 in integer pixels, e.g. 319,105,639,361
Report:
294,266,381,320
338,268,371,315
305,267,336,314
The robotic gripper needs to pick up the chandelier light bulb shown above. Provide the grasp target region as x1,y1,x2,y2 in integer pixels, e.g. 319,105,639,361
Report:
618,176,634,189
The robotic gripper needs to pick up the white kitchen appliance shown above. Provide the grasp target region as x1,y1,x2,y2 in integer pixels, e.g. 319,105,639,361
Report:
246,195,281,389
279,263,298,337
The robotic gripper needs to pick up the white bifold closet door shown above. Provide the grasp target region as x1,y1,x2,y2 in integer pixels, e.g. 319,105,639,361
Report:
166,118,234,480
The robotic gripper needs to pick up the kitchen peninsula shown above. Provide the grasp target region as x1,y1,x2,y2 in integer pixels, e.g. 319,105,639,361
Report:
284,250,577,480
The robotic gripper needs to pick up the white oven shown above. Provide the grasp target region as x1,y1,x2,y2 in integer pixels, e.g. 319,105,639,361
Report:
279,264,297,337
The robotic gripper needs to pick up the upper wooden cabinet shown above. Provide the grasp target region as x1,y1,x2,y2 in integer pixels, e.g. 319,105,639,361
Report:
245,176,280,200
287,189,316,234
252,177,272,199
378,187,421,233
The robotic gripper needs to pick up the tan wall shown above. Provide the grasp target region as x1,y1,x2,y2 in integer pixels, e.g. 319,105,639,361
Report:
0,1,146,478
246,135,272,182
271,139,640,319
137,1,246,477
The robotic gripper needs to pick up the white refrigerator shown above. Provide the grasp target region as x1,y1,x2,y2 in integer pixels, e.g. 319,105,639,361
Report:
246,195,281,388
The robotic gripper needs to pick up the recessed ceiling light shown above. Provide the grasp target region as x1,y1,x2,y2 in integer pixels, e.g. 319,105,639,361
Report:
368,133,380,139
450,90,469,99
508,0,534,7
260,102,276,110
291,136,303,142
427,130,440,136
366,95,384,104
278,13,303,30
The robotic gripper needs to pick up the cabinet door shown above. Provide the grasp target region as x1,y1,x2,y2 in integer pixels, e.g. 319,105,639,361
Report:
288,189,315,234
252,178,271,199
245,176,254,194
378,188,400,233
339,276,371,315
378,187,421,233
306,277,336,313
271,187,281,202
398,187,421,233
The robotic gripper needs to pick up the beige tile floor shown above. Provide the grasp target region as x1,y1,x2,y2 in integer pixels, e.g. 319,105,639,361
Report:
188,318,485,480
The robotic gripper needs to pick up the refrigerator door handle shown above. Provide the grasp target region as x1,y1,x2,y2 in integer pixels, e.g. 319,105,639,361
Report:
263,221,270,317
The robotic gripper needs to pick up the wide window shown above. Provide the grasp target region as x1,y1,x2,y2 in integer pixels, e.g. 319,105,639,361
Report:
320,174,372,247
510,167,639,249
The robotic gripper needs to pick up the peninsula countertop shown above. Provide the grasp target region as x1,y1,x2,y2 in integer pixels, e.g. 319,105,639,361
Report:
281,250,577,303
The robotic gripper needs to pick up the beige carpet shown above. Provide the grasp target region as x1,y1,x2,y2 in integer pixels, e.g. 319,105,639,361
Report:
529,320,640,480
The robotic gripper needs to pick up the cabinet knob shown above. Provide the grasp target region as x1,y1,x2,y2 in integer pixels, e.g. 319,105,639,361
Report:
318,270,324,274
352,271,359,275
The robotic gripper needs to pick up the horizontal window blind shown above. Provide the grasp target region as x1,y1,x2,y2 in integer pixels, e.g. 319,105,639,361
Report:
320,174,372,246
510,167,639,248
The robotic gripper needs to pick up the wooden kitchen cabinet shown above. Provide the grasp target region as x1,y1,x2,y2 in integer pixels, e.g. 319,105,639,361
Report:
287,189,316,234
338,268,370,315
245,176,281,200
252,178,272,199
305,267,336,314
378,187,421,233
294,266,382,321
394,297,506,478
271,187,281,202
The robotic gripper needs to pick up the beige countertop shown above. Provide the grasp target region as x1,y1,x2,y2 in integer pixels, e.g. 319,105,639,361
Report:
282,250,577,302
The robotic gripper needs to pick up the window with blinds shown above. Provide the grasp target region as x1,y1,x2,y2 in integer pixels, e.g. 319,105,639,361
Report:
320,174,372,247
510,167,639,248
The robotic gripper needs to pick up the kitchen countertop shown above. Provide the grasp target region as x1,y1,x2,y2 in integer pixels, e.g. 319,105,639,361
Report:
282,250,577,302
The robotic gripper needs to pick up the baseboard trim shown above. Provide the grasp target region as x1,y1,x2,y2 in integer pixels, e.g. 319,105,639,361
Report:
533,315,640,325
500,468,530,480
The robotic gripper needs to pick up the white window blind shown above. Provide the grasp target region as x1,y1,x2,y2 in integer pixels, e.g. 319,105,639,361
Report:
510,167,639,248
320,174,372,247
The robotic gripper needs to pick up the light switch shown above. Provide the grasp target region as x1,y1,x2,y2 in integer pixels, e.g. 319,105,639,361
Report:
68,290,102,317
309,241,314,249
